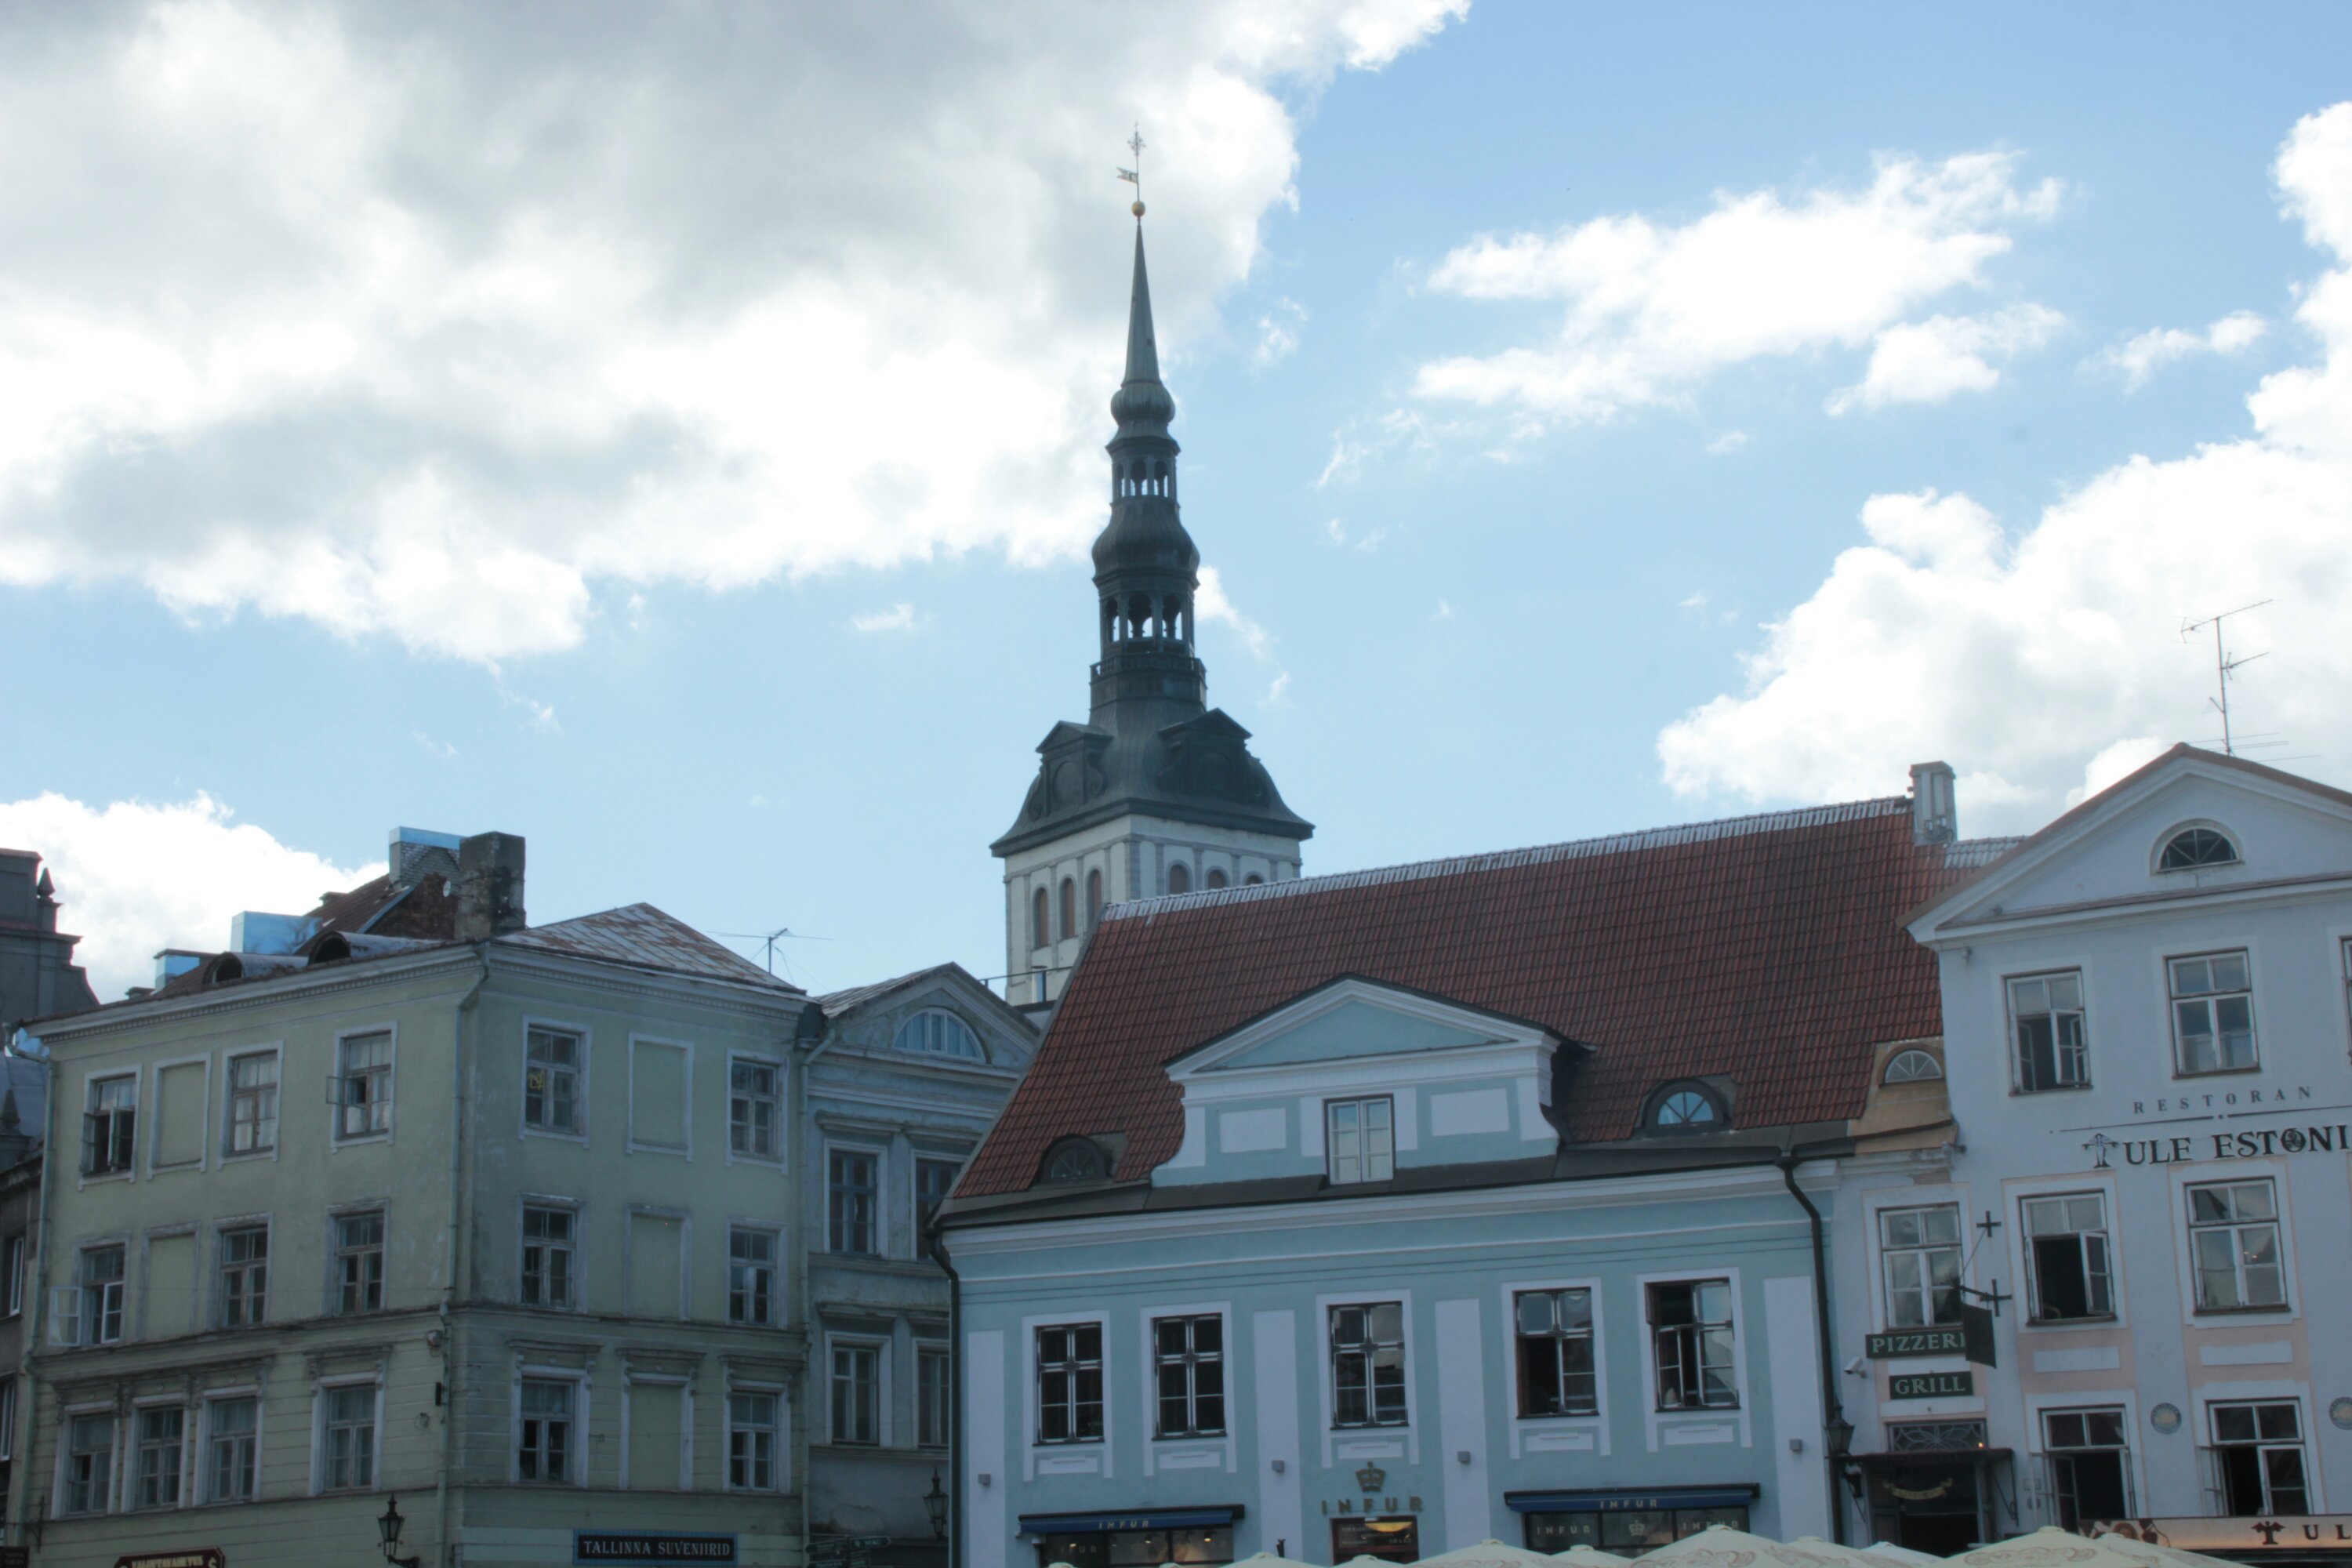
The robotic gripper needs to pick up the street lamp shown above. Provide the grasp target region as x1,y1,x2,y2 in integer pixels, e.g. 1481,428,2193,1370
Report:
379,1494,423,1568
924,1468,949,1540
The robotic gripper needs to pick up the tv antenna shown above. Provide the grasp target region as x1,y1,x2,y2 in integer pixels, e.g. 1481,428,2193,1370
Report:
713,925,832,978
2180,599,2272,757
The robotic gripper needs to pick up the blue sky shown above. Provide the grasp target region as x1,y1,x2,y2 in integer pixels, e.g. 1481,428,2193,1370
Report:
5,2,2350,1000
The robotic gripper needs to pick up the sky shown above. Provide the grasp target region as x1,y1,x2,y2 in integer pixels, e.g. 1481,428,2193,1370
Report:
5,1,2352,1002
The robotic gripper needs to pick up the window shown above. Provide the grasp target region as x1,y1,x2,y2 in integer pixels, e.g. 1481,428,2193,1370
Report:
828,1149,877,1254
2009,971,2090,1091
2170,952,2259,1074
78,1243,126,1345
1330,1302,1406,1428
1884,1048,1944,1084
63,1412,114,1514
1326,1097,1394,1185
917,1345,951,1450
206,1396,258,1502
517,1379,574,1483
2160,826,2238,870
1650,1280,1737,1410
916,1157,960,1261
336,1210,386,1315
1523,1508,1750,1555
1514,1288,1597,1417
2024,1192,2114,1322
1648,1085,1722,1130
320,1385,378,1490
2187,1179,2284,1310
1154,1314,1225,1437
895,1011,984,1060
729,1391,779,1490
0,1377,13,1465
4,1233,23,1316
729,1058,780,1160
1041,1138,1108,1184
1033,887,1050,949
831,1341,880,1446
225,1051,278,1155
2044,1408,2130,1528
1060,877,1078,939
1205,869,1228,890
83,1073,136,1176
2210,1402,2308,1515
728,1228,777,1325
219,1225,268,1327
335,1030,393,1138
524,1025,583,1134
1167,862,1190,895
1880,1205,1964,1327
1036,1323,1104,1443
521,1204,577,1309
133,1406,184,1509
1087,869,1105,922
1245,874,1264,886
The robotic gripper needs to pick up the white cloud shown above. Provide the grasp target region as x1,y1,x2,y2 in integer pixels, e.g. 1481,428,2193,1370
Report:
1433,597,1454,620
1316,407,1437,488
1827,304,2066,413
1656,104,2352,829
1321,516,1387,550
1705,430,1749,455
1254,297,1308,367
1196,562,1291,703
851,603,917,633
0,1,1464,663
0,793,379,1004
1414,150,2062,421
412,731,458,760
2098,310,2269,390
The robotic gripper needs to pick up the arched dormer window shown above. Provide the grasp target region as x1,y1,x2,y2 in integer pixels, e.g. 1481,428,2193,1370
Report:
1032,887,1050,950
2158,826,2239,872
1244,874,1264,886
895,1008,985,1061
1205,869,1228,890
1059,877,1077,939
1883,1048,1944,1085
1167,862,1190,895
1646,1082,1726,1132
1040,1136,1109,1185
1086,869,1104,923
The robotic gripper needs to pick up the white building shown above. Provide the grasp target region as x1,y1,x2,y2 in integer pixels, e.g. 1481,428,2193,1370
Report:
1835,746,2352,1563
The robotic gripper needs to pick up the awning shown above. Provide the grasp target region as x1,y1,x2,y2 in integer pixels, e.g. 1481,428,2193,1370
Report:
1505,1486,1762,1514
1018,1507,1245,1534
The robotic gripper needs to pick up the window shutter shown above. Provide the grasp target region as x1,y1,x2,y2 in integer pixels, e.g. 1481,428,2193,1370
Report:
49,1285,78,1347
79,1112,98,1175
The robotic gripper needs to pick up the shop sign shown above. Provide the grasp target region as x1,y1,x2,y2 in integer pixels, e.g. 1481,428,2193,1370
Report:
115,1553,225,1568
2082,1120,2350,1171
1889,1371,1973,1400
2094,1519,2352,1552
574,1533,738,1565
2,1548,27,1568
1866,1328,1965,1358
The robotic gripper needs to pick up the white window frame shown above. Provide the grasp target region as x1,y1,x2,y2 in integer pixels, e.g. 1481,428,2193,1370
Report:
220,1046,281,1162
1136,1299,1233,1469
1877,1200,1966,1330
2165,946,2262,1077
0,1375,16,1464
520,1017,590,1143
311,1375,385,1494
2005,967,2092,1093
825,1141,885,1258
55,1402,119,1516
2169,1160,2298,1324
330,1204,390,1316
214,1215,271,1330
3,1232,24,1316
1644,1276,1740,1412
2010,1173,2125,1331
725,1377,787,1493
512,1366,590,1487
1021,1307,1113,1479
129,1397,191,1512
916,1341,953,1452
727,1222,782,1327
1324,1095,1396,1185
82,1068,141,1182
626,1034,694,1157
2203,1388,2321,1515
519,1196,584,1312
619,1370,694,1493
54,1240,129,1347
2022,1388,2143,1530
330,1023,397,1145
1498,1274,1610,1458
1632,1267,1753,1452
1312,1288,1417,1468
201,1387,263,1504
827,1332,889,1448
724,1051,785,1167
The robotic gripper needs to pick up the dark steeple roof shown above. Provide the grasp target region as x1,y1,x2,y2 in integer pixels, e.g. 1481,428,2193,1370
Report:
994,219,1311,858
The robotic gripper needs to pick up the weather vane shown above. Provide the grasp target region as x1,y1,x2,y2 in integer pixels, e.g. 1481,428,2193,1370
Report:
1117,125,1145,219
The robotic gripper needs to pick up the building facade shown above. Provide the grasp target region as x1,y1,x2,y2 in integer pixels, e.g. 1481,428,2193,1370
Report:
13,832,815,1567
992,219,1311,1007
944,779,2010,1568
802,965,1038,1568
0,848,98,1033
1825,747,2352,1563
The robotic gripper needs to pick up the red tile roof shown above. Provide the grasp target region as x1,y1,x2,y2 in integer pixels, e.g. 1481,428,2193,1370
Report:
960,798,2014,1197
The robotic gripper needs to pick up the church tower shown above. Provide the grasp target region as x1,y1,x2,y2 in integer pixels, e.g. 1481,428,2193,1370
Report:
993,212,1312,1005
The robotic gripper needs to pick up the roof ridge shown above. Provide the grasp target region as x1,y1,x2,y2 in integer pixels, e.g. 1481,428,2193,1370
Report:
1104,795,1924,921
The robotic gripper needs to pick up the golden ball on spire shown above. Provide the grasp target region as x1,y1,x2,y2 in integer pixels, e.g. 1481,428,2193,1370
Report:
1132,199,1146,218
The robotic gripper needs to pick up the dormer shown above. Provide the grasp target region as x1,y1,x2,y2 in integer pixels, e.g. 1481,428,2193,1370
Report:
1152,975,1572,1189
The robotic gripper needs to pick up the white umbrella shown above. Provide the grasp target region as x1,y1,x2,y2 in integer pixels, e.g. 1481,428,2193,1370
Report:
1635,1525,1857,1568
1868,1548,1944,1566
1552,1549,1632,1568
1222,1555,1326,1568
1414,1543,1558,1568
1788,1537,1927,1568
1947,1527,2171,1568
2085,1535,2243,1568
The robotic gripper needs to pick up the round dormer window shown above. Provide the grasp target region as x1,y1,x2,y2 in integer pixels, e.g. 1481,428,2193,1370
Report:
1883,1048,1944,1085
1647,1083,1725,1131
895,1009,985,1061
1041,1136,1109,1184
2158,826,2239,872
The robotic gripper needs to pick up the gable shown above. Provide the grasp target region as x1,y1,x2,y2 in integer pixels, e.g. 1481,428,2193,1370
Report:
1200,994,1507,1072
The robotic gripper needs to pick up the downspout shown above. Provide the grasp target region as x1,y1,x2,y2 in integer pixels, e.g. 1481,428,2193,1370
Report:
793,1005,834,1567
1779,1152,1849,1544
937,1235,963,1568
437,955,488,1567
13,1038,55,1550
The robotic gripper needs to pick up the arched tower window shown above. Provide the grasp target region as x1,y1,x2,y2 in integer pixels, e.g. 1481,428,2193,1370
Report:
895,1009,985,1061
1086,868,1104,923
1032,887,1049,950
2159,826,2239,871
1059,877,1077,940
1205,869,1228,890
1884,1048,1944,1085
1244,874,1264,886
1646,1082,1726,1132
1167,863,1190,895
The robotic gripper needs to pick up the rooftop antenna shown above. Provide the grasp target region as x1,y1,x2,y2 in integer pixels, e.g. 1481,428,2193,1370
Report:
1117,125,1145,219
713,925,832,979
2180,599,2273,757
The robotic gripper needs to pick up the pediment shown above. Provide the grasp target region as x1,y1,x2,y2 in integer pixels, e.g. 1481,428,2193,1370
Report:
1167,975,1555,1080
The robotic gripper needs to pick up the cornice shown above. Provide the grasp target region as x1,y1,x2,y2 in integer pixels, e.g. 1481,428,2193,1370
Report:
485,946,806,1020
34,948,481,1043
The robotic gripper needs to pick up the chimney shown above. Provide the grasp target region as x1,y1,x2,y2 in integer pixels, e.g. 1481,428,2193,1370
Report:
389,826,464,889
1909,761,1957,846
455,832,528,942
